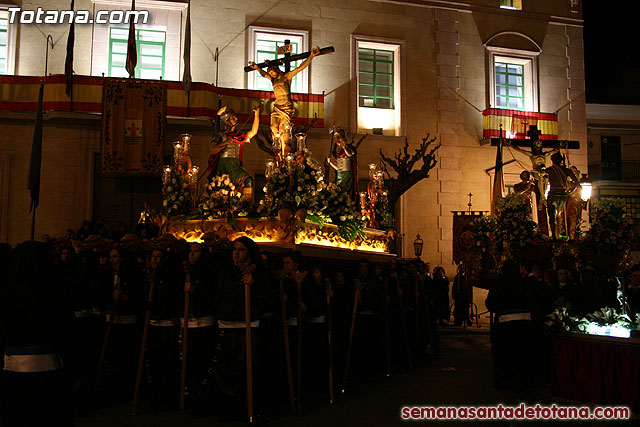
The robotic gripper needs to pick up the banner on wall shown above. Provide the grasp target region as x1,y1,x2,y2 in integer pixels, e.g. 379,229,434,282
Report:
101,78,166,175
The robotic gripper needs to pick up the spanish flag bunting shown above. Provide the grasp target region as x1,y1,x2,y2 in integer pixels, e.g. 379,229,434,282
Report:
483,108,558,140
0,75,324,127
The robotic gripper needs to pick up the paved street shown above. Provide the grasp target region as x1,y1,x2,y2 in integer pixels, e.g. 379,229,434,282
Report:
74,326,561,427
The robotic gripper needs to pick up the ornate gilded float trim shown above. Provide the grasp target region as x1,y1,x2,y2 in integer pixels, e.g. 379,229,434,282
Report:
166,218,391,253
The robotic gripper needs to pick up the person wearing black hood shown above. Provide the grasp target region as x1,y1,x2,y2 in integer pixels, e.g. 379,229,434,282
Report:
1,241,74,426
144,246,183,410
99,246,145,397
485,259,534,391
57,243,93,412
76,220,94,242
200,236,267,419
182,242,217,406
350,258,386,378
0,243,12,372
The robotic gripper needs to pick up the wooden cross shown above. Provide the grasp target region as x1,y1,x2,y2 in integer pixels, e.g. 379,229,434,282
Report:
278,39,293,73
244,45,335,72
491,124,579,149
467,193,473,212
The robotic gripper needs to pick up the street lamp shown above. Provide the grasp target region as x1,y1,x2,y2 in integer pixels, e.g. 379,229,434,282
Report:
413,233,423,259
580,174,592,202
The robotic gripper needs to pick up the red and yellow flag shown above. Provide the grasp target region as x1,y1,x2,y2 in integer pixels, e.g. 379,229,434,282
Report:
483,108,558,140
0,75,324,127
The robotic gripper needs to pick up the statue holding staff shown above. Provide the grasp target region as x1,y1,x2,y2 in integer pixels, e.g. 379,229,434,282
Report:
326,126,357,199
207,104,261,201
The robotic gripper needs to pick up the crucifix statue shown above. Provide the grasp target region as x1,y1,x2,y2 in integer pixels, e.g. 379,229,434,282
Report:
504,125,562,234
246,44,334,163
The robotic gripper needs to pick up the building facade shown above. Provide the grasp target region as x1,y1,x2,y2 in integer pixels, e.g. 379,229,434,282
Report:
0,0,587,278
587,103,640,232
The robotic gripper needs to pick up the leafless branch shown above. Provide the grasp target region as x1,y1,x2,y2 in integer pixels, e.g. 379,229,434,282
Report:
379,133,440,211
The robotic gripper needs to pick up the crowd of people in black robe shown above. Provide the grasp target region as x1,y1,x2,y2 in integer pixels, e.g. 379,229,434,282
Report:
0,222,464,425
485,258,640,392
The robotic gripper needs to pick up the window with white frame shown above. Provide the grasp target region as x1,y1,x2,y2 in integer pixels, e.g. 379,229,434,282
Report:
500,0,522,10
0,11,7,74
487,48,539,112
353,37,402,136
0,8,16,75
91,1,183,80
108,27,165,79
248,26,309,93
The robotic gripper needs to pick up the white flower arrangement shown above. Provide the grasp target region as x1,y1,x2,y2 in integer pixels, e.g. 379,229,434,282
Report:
198,174,243,219
162,174,193,217
312,182,360,226
546,306,640,337
261,149,324,215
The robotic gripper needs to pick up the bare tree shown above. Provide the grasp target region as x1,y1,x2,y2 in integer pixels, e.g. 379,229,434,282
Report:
379,133,440,210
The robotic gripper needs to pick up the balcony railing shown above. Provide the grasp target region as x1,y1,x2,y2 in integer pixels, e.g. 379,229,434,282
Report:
588,161,640,182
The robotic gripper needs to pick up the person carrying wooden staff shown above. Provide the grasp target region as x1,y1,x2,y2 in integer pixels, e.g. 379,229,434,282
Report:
281,252,305,409
132,256,156,415
341,281,361,394
293,270,307,409
179,268,190,411
95,261,121,390
392,267,412,369
414,274,422,352
279,277,296,412
202,237,267,420
180,243,216,411
96,247,143,393
324,277,335,404
382,276,391,377
132,246,182,413
241,261,256,422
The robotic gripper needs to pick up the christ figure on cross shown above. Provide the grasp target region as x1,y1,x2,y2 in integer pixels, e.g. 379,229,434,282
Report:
249,46,321,161
504,125,561,233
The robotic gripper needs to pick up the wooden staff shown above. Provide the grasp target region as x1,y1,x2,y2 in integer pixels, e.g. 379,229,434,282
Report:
279,278,296,412
414,278,421,349
396,281,412,369
131,270,156,415
242,264,256,423
383,279,391,377
179,271,191,411
341,286,361,394
95,274,121,389
325,279,334,404
295,273,305,410
422,279,435,352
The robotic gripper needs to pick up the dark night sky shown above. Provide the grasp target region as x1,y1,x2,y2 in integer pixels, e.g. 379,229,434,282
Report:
583,1,640,105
